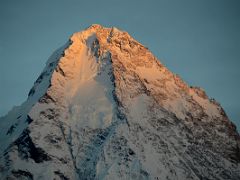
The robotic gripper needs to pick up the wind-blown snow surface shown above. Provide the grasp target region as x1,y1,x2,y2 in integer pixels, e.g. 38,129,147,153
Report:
0,24,240,180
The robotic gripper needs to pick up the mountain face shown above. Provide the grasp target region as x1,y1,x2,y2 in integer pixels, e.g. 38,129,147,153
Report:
0,24,240,180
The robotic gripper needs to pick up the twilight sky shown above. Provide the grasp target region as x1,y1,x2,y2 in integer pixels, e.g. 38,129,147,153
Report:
0,0,239,130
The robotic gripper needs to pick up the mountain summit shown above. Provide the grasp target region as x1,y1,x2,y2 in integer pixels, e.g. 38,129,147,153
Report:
0,24,239,180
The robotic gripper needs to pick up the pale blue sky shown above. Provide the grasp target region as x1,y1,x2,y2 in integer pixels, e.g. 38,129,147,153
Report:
0,0,239,130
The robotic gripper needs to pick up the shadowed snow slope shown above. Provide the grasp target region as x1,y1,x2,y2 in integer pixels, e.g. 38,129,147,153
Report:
0,24,240,180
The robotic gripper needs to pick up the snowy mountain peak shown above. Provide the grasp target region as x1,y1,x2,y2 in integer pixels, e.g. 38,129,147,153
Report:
0,25,239,180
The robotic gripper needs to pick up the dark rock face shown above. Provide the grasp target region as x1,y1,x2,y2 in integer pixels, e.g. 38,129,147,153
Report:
12,170,33,180
13,129,52,163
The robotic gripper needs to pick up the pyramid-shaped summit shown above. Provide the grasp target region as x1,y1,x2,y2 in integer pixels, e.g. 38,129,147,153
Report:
0,24,239,179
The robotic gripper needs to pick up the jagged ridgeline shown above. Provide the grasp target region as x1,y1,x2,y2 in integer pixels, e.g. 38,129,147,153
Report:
0,24,239,180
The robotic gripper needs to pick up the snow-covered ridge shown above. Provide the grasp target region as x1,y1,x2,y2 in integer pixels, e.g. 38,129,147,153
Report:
0,24,239,180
